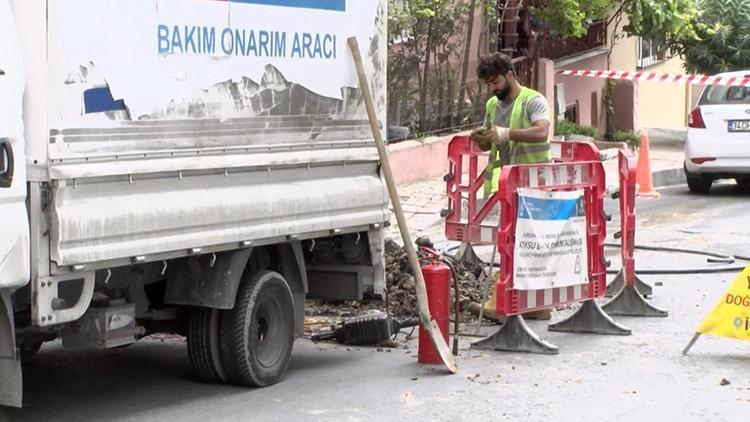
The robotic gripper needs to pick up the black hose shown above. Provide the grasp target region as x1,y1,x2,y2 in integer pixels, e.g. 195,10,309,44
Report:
441,258,461,356
442,242,750,275
603,242,750,275
605,267,747,275
604,242,749,261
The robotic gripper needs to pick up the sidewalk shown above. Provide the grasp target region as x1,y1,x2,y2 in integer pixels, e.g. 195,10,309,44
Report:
387,142,686,241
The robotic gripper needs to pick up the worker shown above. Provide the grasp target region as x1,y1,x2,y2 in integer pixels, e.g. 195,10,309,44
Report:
470,52,552,321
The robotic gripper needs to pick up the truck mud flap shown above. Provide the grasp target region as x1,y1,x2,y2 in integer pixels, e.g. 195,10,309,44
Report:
0,289,22,408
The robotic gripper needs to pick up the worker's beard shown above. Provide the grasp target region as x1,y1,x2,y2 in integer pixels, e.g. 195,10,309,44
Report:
494,85,512,102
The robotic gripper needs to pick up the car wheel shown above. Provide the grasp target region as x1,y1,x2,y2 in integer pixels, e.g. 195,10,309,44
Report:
734,177,750,188
220,270,295,387
686,167,712,194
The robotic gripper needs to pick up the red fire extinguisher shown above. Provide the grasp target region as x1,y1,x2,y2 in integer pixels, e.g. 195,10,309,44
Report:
417,245,461,364
418,264,451,364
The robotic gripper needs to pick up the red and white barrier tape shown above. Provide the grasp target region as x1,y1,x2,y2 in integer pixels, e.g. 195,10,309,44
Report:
558,69,750,87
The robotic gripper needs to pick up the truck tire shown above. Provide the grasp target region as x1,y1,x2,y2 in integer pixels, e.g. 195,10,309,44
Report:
187,307,229,384
20,342,42,361
220,270,295,387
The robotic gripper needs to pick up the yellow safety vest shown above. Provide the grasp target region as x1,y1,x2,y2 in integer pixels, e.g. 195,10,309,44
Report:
483,87,552,197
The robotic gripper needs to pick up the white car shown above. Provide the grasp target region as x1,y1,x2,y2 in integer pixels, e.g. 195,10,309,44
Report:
685,70,750,193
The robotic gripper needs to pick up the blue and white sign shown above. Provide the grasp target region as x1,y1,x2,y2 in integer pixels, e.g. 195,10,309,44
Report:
49,0,385,124
514,188,588,290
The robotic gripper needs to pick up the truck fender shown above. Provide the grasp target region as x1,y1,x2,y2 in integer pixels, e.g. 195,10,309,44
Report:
0,289,22,408
164,248,253,309
276,242,308,336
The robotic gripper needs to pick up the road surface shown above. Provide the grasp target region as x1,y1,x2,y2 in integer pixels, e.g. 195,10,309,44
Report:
3,184,750,422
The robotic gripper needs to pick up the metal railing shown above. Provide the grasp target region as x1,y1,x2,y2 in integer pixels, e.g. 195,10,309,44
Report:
538,20,607,61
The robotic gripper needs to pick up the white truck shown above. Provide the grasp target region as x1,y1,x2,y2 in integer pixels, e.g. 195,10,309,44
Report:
0,0,388,407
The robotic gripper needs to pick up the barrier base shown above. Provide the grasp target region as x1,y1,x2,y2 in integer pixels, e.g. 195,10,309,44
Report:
548,300,632,335
606,271,653,298
471,315,559,354
453,242,483,266
602,284,668,317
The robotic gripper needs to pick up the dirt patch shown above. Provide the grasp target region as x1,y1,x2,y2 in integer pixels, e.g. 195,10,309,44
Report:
385,239,488,322
306,238,490,324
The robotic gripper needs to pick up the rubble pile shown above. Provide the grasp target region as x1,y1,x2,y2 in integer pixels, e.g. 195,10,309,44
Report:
385,239,489,322
305,238,491,324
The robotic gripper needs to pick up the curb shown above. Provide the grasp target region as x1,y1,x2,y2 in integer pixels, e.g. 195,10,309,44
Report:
652,167,685,188
644,127,686,148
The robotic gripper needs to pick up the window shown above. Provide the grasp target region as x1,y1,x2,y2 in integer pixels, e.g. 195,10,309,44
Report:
564,102,579,125
699,85,750,105
637,37,669,69
0,138,13,188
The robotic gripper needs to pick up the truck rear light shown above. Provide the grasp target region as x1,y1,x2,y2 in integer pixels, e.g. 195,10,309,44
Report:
688,107,706,129
690,157,716,164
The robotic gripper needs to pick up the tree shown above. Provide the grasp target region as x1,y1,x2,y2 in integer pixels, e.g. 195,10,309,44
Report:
388,0,472,135
526,0,697,42
385,0,702,139
671,0,750,74
525,0,697,139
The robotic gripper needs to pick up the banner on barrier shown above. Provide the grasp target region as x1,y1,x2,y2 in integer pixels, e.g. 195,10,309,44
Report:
514,188,588,290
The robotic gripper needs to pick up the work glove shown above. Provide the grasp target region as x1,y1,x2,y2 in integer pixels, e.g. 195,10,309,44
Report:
470,127,510,152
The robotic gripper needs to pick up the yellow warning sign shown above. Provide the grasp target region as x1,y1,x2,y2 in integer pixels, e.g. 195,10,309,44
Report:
696,264,750,340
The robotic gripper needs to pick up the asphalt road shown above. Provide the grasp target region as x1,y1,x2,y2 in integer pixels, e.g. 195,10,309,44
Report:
3,183,750,422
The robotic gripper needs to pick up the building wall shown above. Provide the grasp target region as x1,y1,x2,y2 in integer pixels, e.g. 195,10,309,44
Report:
637,58,690,129
608,17,690,130
554,51,609,127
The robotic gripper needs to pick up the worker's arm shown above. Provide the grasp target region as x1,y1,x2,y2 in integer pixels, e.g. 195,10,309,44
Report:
509,119,550,143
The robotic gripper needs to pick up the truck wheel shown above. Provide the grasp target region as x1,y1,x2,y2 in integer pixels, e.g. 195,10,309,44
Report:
187,307,229,384
220,270,295,387
20,342,42,361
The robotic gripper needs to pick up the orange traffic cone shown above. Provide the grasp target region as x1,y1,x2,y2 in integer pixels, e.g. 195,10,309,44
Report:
636,132,660,198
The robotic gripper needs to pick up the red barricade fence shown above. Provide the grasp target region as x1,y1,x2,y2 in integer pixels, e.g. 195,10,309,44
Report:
444,135,638,353
494,161,607,316
602,149,668,317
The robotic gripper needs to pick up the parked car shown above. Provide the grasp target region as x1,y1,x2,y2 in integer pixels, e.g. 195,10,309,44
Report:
685,71,750,193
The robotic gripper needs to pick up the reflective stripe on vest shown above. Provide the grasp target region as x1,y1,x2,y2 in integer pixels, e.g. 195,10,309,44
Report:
482,87,551,197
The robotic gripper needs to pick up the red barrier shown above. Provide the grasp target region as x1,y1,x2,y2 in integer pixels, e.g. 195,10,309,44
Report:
444,136,496,244
418,265,451,364
551,140,602,163
494,161,608,316
444,136,602,245
470,158,631,354
601,150,667,316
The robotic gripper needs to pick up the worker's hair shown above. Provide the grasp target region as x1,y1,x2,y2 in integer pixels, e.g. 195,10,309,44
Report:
476,53,515,80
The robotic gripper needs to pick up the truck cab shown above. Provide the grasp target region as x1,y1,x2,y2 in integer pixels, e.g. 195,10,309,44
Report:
0,0,29,408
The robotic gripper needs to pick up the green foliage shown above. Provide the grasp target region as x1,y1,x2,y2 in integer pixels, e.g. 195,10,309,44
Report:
554,119,597,138
613,129,642,150
623,0,698,41
529,0,696,40
388,0,473,135
531,0,747,75
671,0,750,74
532,0,613,38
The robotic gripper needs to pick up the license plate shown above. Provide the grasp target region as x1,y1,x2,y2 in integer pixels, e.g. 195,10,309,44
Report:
728,120,750,132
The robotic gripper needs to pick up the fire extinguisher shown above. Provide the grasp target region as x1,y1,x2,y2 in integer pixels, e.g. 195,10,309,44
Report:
417,245,460,361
